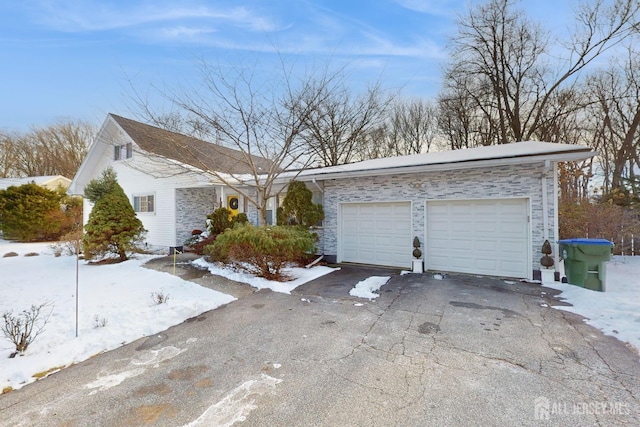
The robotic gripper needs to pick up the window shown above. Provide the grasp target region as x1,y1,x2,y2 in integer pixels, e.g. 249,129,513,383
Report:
133,194,154,213
114,143,132,160
266,196,275,225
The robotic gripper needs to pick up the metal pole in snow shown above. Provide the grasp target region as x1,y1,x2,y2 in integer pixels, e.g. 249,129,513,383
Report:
75,236,79,338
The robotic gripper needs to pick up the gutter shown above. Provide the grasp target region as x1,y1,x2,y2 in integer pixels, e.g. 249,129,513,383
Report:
273,150,596,184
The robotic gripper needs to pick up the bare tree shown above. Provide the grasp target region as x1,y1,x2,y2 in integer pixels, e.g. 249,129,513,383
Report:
0,131,18,178
439,0,640,146
301,79,393,166
31,121,93,178
389,98,440,155
585,44,640,194
356,125,400,161
131,57,342,225
3,121,93,178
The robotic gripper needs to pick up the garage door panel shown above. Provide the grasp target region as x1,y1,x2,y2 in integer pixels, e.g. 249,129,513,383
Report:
427,199,529,278
499,200,527,212
340,202,411,268
475,220,500,233
474,239,499,252
392,220,410,228
476,204,499,215
499,240,527,253
342,205,360,216
476,258,498,270
451,220,474,232
500,220,526,233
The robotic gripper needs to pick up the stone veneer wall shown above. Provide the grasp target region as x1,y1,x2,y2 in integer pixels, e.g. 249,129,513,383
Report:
175,187,217,246
320,162,555,273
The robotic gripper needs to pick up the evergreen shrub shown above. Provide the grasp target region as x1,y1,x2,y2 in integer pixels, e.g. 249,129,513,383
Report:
204,223,316,281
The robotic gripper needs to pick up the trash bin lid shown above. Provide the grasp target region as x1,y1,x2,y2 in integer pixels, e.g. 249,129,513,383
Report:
558,238,613,246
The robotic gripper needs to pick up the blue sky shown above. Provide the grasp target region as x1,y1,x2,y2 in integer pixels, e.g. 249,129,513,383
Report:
0,0,571,132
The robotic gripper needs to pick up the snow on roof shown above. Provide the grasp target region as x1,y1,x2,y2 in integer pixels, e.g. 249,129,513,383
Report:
291,141,595,180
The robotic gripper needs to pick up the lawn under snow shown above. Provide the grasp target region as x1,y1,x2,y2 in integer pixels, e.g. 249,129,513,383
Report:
0,240,335,392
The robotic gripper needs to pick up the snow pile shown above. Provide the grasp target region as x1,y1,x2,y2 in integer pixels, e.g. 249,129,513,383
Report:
191,258,337,294
546,256,640,354
349,276,390,300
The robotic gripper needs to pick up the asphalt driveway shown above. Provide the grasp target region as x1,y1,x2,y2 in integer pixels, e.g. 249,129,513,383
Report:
1,262,638,426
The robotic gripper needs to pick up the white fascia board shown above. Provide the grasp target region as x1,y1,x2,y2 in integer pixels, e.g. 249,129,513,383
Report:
273,150,596,183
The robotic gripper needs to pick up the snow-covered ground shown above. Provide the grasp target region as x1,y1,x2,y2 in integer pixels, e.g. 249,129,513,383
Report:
546,256,640,355
0,240,335,391
1,240,637,393
191,258,337,294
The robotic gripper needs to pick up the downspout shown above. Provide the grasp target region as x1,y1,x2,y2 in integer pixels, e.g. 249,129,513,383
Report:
542,159,561,270
553,162,560,269
311,178,323,195
311,178,325,259
541,160,550,243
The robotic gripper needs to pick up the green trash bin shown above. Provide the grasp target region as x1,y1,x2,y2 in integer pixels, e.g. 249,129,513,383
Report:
559,238,613,291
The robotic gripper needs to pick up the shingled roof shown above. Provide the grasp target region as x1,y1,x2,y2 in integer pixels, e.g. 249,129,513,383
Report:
110,114,275,175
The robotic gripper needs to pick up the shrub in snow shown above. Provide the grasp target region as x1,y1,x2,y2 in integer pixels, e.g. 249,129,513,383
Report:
150,289,170,305
205,223,316,281
82,168,146,262
3,252,18,258
93,315,108,328
1,302,52,358
50,229,83,257
185,234,217,255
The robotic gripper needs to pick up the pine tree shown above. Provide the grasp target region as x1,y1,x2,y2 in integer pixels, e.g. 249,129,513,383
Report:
82,169,146,261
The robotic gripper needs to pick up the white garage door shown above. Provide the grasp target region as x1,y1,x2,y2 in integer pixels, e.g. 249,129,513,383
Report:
426,199,529,278
340,202,412,268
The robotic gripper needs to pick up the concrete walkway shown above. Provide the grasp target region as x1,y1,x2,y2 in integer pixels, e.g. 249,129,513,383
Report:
1,260,638,426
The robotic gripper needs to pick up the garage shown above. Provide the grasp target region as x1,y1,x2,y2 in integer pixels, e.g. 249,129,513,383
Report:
426,199,530,278
339,202,412,268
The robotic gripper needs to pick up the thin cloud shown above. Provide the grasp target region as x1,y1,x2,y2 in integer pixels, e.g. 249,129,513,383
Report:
393,0,459,16
281,3,446,59
31,1,281,33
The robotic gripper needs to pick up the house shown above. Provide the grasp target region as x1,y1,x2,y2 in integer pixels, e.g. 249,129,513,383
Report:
68,114,275,251
0,175,71,191
70,114,595,279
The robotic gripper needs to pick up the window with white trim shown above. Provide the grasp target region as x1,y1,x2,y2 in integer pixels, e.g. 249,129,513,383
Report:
114,143,132,160
133,194,155,213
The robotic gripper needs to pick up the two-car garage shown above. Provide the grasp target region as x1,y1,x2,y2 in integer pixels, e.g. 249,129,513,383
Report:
301,141,595,281
338,199,530,278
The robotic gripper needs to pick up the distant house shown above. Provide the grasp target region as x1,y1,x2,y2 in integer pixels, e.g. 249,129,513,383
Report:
71,113,596,279
0,175,71,191
68,114,275,252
